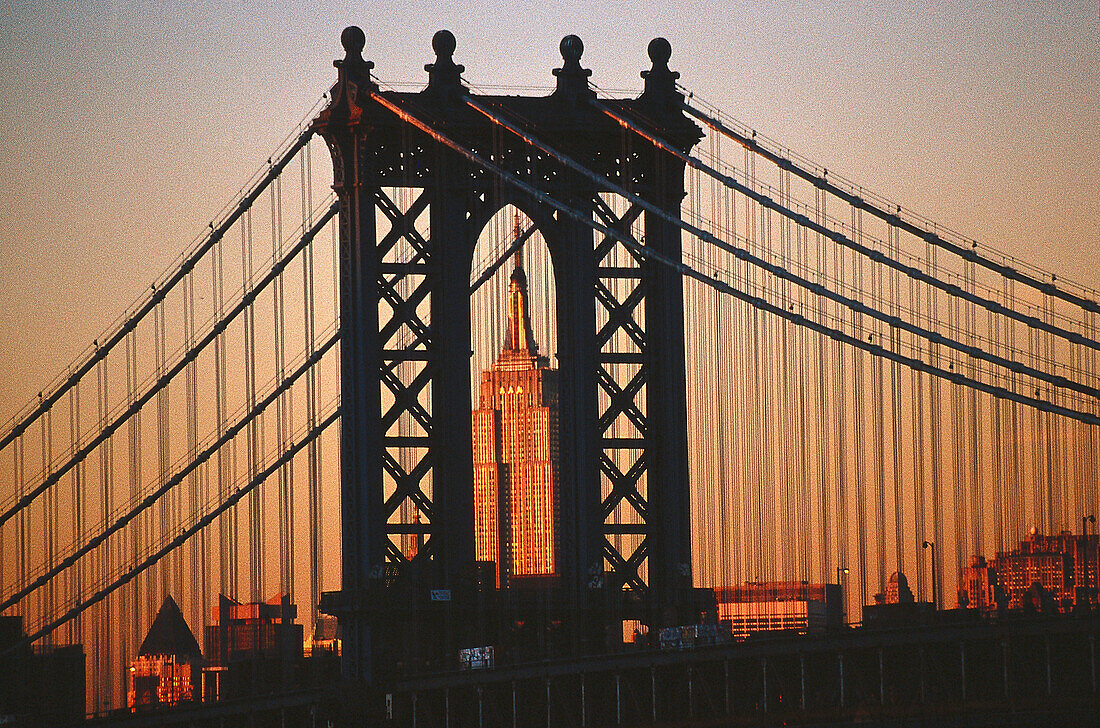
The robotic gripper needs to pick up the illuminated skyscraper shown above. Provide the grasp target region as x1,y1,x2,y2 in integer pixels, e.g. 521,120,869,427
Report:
472,229,560,588
128,596,201,710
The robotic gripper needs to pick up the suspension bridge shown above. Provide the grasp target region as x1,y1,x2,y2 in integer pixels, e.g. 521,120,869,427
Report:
1,27,1098,727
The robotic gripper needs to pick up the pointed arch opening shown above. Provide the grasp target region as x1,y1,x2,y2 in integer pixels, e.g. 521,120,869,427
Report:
469,205,560,589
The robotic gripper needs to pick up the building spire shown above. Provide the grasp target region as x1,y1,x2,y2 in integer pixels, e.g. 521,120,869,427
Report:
513,212,523,270
503,215,538,355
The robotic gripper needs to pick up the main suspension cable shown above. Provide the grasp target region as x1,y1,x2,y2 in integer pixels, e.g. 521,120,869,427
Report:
0,329,340,614
2,406,340,659
592,98,1100,364
0,127,318,454
367,86,1100,426
680,96,1100,317
0,199,338,529
459,93,1100,415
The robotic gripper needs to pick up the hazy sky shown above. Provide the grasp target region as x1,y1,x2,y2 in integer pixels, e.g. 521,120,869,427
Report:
1,0,1097,422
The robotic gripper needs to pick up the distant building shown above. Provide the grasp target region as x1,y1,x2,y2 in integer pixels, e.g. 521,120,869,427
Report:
128,596,202,710
713,582,842,639
0,616,85,727
865,572,937,626
306,614,340,658
202,594,303,701
472,225,560,588
957,556,999,612
990,530,1098,611
874,571,915,604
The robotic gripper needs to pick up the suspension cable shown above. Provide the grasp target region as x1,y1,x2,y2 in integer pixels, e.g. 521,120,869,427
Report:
2,407,340,659
367,87,1100,426
0,329,339,614
459,93,1100,411
592,99,1100,362
0,128,317,454
0,199,338,530
680,98,1100,316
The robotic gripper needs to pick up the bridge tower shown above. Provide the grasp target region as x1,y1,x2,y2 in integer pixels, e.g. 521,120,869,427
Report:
315,28,702,682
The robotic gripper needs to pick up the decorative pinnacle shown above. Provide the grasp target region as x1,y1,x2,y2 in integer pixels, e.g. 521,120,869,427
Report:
648,37,672,67
513,212,524,269
640,37,680,109
336,26,374,76
553,35,593,100
425,29,464,94
342,26,365,57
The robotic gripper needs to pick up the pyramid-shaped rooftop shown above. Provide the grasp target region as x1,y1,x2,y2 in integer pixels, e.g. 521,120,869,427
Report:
138,595,201,659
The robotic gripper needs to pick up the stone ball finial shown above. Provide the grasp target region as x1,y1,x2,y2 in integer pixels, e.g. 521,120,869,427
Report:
648,37,672,67
560,35,584,63
433,29,457,58
341,26,366,57
552,34,592,100
640,36,679,108
425,29,463,95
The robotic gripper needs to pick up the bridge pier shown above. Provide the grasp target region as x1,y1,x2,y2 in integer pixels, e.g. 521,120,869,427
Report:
838,651,844,708
1092,633,1097,693
878,646,884,705
614,672,621,725
800,653,806,710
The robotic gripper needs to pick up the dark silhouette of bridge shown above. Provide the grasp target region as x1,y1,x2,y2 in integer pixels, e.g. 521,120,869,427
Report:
1,27,1098,727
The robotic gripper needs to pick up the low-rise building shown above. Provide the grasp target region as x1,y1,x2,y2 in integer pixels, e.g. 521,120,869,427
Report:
957,556,1000,612
713,582,842,639
202,594,303,701
990,530,1097,611
127,596,201,710
0,616,85,726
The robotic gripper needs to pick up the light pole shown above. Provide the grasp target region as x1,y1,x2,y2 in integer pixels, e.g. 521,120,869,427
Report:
836,566,849,625
922,541,936,610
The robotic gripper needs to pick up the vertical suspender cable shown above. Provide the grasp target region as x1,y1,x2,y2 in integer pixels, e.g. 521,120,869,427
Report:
870,224,887,594
155,300,169,601
275,168,294,600
852,207,869,613
1008,279,1023,544
968,259,982,560
928,243,943,609
1043,295,1062,531
951,276,966,591
796,220,811,582
43,404,54,645
68,382,83,646
815,187,830,584
990,307,1005,554
911,273,926,602
1085,314,1095,533
98,355,116,708
95,357,107,710
303,142,323,630
16,436,27,609
217,224,231,599
834,194,849,615
889,223,904,577
762,204,777,583
245,201,261,600
184,270,205,640
125,330,141,665
777,178,796,581
1031,322,1046,530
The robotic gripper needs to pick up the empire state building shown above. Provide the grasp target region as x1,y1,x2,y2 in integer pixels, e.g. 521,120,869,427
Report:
472,238,560,588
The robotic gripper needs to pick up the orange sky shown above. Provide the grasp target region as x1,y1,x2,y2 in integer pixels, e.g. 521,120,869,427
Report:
1,1,1098,423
